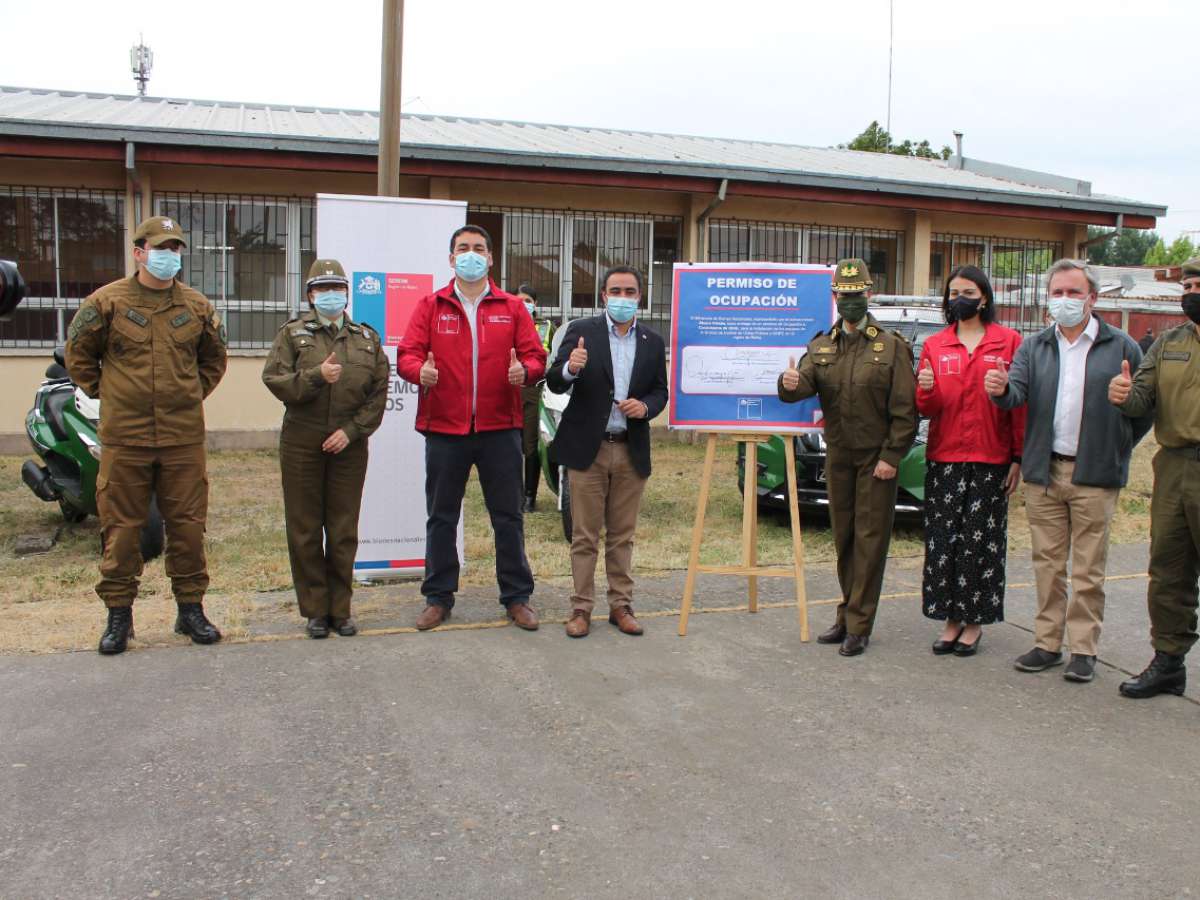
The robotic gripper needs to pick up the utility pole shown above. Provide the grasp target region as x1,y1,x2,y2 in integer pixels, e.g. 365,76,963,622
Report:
377,0,404,197
886,0,894,142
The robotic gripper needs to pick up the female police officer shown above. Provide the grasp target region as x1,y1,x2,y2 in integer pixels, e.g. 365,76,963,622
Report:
263,259,390,638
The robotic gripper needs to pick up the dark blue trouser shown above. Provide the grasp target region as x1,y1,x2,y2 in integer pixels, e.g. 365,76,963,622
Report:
422,428,534,608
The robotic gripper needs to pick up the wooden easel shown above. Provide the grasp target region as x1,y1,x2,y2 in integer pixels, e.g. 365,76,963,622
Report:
678,433,809,640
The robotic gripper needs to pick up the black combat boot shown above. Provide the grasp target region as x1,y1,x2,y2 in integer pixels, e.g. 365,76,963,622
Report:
174,602,222,645
1119,652,1187,699
98,607,134,655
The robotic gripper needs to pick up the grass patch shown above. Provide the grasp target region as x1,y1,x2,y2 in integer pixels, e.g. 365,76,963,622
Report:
0,431,1155,653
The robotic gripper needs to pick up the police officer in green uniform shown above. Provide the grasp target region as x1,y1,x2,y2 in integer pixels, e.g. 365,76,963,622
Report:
516,283,556,512
778,258,918,656
262,259,390,638
1110,256,1200,697
66,215,228,655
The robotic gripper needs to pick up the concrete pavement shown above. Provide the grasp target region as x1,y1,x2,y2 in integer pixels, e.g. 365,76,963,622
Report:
2,541,1198,899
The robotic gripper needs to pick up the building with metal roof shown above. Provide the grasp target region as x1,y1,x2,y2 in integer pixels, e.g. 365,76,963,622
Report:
0,84,1170,445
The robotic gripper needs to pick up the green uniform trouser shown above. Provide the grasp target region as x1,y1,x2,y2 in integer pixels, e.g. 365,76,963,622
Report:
1148,447,1200,656
96,443,210,608
279,423,369,620
826,445,899,636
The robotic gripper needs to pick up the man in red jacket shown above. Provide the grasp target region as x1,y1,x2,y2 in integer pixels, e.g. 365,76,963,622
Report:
397,225,548,631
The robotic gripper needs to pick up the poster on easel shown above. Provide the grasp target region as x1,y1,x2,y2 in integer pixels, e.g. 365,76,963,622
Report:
316,193,466,580
668,262,835,433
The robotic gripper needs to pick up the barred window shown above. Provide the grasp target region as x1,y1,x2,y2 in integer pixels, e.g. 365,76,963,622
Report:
0,186,125,348
154,193,314,348
708,220,906,294
930,233,1061,330
467,206,682,337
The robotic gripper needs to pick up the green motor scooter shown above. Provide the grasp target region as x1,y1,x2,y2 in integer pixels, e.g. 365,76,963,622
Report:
21,347,164,561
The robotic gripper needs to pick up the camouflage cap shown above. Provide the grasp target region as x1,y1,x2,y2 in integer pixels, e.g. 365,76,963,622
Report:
306,258,349,289
133,216,188,248
831,257,873,293
1181,256,1200,279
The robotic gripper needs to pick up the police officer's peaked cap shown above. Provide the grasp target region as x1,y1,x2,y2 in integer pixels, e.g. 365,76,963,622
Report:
831,257,873,293
133,216,189,248
1181,256,1200,279
306,258,349,289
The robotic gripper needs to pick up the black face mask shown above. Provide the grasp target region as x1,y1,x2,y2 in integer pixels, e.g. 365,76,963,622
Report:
1182,292,1200,325
950,297,982,322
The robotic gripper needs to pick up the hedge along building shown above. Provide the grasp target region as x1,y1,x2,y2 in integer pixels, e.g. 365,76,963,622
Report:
0,85,1167,449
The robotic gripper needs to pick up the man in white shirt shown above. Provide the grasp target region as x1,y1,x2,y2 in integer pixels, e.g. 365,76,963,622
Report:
986,260,1149,683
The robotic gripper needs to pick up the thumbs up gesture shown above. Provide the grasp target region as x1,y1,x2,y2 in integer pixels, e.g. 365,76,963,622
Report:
917,358,935,391
420,351,439,387
1109,359,1133,406
781,355,801,393
320,351,342,384
983,359,1009,397
507,348,526,386
568,336,588,375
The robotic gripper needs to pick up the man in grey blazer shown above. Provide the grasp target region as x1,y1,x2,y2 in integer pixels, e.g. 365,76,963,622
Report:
986,259,1152,683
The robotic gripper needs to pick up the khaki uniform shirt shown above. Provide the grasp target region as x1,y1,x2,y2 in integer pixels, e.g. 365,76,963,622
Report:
777,313,918,466
261,310,391,443
64,275,227,447
1120,323,1200,447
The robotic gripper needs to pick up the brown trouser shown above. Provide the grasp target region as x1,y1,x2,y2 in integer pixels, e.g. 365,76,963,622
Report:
521,384,541,457
279,423,369,619
567,440,648,615
96,442,209,608
1025,458,1119,657
826,445,900,636
1147,448,1200,656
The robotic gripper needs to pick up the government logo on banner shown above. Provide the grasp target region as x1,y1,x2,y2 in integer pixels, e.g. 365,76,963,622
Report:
353,271,433,346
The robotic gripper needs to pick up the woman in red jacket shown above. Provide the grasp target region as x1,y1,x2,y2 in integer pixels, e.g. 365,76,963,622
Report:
916,266,1026,656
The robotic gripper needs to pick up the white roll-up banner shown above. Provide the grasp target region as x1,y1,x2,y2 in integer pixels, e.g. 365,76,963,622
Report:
315,194,466,579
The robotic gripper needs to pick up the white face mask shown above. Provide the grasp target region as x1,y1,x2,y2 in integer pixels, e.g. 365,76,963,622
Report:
1048,296,1088,328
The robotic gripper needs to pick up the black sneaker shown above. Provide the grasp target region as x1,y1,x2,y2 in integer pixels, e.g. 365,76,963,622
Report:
1014,647,1064,672
1064,654,1097,683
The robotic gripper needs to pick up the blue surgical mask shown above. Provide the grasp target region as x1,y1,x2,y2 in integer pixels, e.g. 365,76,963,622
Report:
1048,296,1087,328
524,302,536,317
145,248,181,281
313,291,348,319
454,251,489,282
606,296,638,324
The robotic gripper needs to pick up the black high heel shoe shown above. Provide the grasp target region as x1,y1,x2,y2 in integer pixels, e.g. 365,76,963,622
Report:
954,630,983,657
932,626,964,655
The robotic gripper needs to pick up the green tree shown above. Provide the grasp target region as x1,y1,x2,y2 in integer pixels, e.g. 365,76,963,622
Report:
1086,226,1160,266
1144,235,1198,266
842,122,951,160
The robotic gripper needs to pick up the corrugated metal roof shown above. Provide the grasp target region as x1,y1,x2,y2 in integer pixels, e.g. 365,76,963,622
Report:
0,86,1167,218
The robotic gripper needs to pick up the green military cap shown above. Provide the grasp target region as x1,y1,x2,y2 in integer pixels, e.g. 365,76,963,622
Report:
831,257,873,293
1181,256,1200,279
133,215,188,248
306,258,349,289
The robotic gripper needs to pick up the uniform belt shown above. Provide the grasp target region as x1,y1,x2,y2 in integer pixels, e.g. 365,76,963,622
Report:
1050,452,1076,463
603,431,629,443
1164,444,1200,460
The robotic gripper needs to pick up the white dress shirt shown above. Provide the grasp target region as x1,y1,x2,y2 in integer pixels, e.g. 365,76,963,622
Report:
1052,315,1099,456
454,280,485,418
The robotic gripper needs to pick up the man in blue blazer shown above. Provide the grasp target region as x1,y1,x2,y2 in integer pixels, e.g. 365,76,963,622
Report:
546,266,669,638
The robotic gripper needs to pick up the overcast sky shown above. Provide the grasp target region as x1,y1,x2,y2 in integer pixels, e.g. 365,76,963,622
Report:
4,0,1196,241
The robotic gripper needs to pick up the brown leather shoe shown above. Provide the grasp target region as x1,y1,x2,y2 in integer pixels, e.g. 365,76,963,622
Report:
608,606,644,635
506,602,539,631
416,604,450,631
839,633,870,657
817,622,847,644
565,611,590,638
